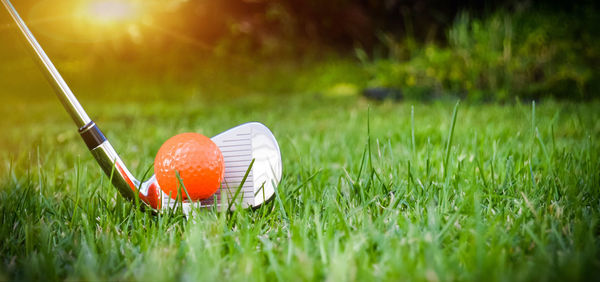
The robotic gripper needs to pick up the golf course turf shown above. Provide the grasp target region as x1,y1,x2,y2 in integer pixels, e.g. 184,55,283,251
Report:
0,91,598,280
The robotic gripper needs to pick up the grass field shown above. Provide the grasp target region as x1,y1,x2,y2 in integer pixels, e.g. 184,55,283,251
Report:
1,80,598,281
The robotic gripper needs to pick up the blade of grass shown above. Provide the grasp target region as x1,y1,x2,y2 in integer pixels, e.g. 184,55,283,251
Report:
443,101,460,179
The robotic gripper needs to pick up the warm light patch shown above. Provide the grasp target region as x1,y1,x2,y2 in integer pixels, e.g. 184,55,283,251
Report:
84,1,139,24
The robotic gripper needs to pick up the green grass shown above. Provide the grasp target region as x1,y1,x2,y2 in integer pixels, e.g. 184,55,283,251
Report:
1,84,598,281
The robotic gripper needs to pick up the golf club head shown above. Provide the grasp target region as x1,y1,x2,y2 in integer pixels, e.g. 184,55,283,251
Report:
138,122,282,213
210,122,283,207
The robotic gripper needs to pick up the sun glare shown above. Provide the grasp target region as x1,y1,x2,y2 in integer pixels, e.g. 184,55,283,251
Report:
85,1,139,24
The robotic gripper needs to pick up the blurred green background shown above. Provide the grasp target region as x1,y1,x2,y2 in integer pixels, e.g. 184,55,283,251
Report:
3,0,599,98
0,0,598,153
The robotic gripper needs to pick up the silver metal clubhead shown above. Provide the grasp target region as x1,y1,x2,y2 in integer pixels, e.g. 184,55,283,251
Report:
210,122,283,207
148,122,282,213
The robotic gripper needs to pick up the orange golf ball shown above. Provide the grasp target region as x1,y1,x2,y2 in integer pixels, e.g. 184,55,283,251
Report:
154,133,224,200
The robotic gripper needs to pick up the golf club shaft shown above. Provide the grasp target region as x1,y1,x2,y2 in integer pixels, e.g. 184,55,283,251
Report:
1,0,91,128
2,0,138,201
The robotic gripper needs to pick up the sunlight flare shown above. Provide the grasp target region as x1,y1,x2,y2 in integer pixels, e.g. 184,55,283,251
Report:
83,1,140,24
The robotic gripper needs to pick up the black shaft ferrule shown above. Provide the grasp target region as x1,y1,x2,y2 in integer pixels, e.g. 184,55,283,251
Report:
78,122,107,150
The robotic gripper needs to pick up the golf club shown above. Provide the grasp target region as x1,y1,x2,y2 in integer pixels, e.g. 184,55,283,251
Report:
1,0,282,213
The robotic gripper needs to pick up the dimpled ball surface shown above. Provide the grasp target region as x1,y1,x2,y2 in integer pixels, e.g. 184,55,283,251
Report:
154,133,224,200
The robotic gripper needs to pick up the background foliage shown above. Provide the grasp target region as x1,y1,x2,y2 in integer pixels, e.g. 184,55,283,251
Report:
3,0,597,102
361,6,599,101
